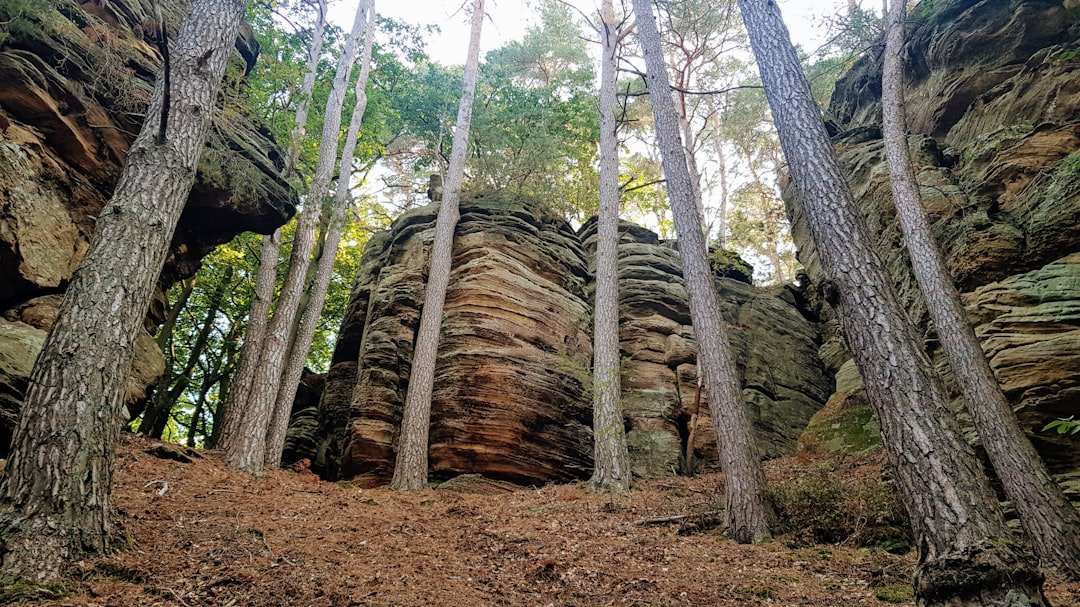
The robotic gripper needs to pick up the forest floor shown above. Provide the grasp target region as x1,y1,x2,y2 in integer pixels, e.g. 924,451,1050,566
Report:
13,435,1080,607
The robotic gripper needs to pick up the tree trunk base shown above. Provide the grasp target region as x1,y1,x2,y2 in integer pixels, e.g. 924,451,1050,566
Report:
914,540,1047,607
0,512,86,583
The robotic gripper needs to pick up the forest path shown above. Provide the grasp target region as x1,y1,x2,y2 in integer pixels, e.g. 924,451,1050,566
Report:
22,436,1080,606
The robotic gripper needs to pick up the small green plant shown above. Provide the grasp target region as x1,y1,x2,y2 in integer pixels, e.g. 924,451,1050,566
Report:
1043,416,1080,436
873,585,914,603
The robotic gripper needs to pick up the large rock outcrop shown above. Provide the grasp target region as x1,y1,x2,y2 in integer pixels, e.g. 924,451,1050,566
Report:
311,197,596,486
0,0,295,453
792,0,1080,476
294,198,830,484
579,220,831,477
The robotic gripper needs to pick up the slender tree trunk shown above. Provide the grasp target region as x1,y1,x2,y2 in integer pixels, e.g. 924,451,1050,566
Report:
224,0,369,473
185,373,216,447
0,0,245,583
882,0,1080,580
216,230,279,446
145,270,229,438
737,1,1048,604
590,0,632,494
264,1,376,468
390,0,485,491
218,0,327,453
207,328,240,448
632,0,773,544
283,0,328,179
140,278,194,436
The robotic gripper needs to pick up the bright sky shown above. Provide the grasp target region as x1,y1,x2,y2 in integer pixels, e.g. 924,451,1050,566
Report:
328,0,874,63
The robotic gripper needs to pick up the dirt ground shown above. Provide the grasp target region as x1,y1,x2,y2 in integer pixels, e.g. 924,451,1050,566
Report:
14,436,1080,606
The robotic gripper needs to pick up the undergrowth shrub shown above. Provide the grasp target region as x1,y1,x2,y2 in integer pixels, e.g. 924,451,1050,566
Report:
767,464,910,552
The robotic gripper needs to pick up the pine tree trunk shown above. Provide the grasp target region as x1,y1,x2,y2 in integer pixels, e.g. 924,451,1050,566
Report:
736,0,1048,604
264,1,376,468
283,0,328,179
882,0,1080,580
224,0,369,473
589,0,632,494
218,0,327,456
216,230,280,446
632,0,773,544
0,0,245,582
390,0,485,491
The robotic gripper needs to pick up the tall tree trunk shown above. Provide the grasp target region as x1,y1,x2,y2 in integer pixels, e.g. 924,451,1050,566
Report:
283,0,328,179
0,0,245,583
882,0,1080,580
223,0,369,473
218,0,327,453
390,0,485,491
590,0,632,494
264,1,376,468
140,277,194,436
216,230,280,446
185,372,216,447
144,269,230,439
736,0,1048,604
207,326,240,448
632,0,773,544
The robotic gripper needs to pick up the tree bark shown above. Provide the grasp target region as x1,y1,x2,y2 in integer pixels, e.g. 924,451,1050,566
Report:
736,0,1048,604
0,0,245,583
216,230,280,447
218,0,325,451
882,0,1080,580
589,0,632,494
223,0,369,473
264,0,376,468
390,0,485,491
632,0,773,544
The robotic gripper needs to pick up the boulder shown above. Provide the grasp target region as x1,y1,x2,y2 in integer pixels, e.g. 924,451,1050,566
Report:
580,220,831,476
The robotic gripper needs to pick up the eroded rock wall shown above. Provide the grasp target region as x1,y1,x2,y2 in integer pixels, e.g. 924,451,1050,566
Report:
792,0,1080,477
0,0,295,453
299,199,830,484
313,197,596,487
579,221,831,477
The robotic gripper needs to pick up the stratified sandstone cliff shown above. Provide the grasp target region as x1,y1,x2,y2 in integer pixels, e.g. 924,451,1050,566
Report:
0,0,295,453
792,0,1080,485
578,220,830,477
290,197,830,484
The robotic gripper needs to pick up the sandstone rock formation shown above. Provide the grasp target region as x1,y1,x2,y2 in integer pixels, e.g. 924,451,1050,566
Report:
295,198,830,484
791,0,1080,479
579,220,831,478
0,0,295,454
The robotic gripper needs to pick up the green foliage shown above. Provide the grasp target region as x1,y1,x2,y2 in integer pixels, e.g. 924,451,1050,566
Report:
767,464,910,552
801,4,883,109
468,1,600,220
1043,416,1080,436
708,248,754,284
0,0,53,47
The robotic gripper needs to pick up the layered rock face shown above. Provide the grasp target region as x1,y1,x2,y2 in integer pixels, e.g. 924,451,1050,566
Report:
296,198,830,484
792,0,1080,477
0,0,295,454
580,221,831,477
309,197,596,486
